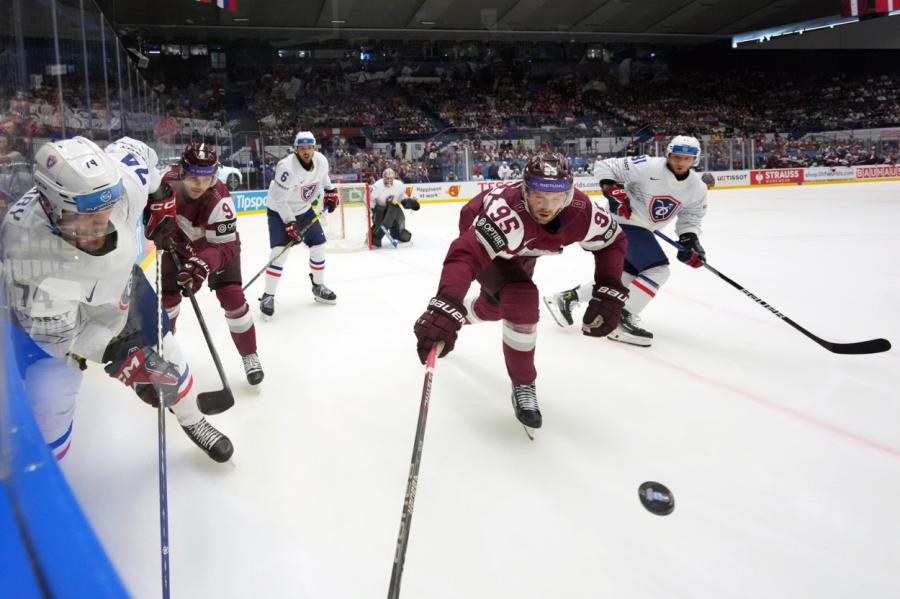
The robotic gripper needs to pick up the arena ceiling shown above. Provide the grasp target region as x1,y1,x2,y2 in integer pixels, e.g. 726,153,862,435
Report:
95,0,837,44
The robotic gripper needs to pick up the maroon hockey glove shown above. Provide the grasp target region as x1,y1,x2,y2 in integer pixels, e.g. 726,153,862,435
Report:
602,183,631,219
176,255,210,294
676,232,705,269
105,346,181,407
144,184,177,246
582,281,629,338
285,221,303,244
414,295,467,364
323,187,340,213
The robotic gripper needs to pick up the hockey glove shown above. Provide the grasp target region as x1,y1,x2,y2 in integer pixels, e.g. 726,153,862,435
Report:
285,221,303,244
105,345,181,407
701,172,715,189
401,197,421,211
176,255,210,295
323,187,340,213
414,294,467,364
676,233,705,268
144,184,177,246
602,183,631,220
582,280,629,338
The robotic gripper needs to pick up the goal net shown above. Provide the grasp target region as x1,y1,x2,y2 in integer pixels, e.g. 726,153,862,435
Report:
321,182,372,251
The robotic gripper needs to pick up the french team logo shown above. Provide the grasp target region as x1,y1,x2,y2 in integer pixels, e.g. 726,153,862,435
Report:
301,184,318,201
648,196,681,222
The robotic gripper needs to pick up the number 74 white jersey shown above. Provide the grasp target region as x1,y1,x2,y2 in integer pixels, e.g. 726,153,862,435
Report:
593,155,707,237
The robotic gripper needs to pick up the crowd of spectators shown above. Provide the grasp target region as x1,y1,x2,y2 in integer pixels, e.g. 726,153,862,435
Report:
3,56,899,190
241,63,899,144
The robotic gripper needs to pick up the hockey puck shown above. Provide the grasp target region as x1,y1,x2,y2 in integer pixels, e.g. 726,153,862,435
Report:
638,481,675,516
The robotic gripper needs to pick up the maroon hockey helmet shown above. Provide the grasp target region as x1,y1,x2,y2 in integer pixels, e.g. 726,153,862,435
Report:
523,152,575,207
181,143,219,177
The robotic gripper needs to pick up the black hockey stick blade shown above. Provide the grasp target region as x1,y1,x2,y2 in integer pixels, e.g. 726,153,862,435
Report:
653,230,893,356
197,389,235,415
821,337,891,355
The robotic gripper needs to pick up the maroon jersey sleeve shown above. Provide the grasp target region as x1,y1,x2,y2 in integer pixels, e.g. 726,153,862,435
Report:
567,190,626,287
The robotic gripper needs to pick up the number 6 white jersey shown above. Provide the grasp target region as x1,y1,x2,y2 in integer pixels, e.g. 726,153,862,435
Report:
593,155,707,236
1,137,158,362
266,151,333,223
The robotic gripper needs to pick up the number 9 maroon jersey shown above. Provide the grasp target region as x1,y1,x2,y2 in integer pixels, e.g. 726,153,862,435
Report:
162,168,239,273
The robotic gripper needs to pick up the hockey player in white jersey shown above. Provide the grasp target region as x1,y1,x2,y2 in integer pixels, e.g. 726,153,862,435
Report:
1,136,233,462
369,168,420,248
259,131,339,317
543,135,708,346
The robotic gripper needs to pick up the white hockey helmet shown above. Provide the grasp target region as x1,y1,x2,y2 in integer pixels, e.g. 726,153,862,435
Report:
382,168,396,181
33,137,125,227
666,135,701,167
294,130,316,147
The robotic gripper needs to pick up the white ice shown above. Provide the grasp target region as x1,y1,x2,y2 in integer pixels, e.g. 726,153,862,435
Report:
61,181,900,599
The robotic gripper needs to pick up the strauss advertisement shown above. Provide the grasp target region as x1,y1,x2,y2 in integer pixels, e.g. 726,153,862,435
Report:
750,169,804,185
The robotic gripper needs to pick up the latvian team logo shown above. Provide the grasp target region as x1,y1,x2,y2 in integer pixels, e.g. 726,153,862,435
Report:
648,196,681,222
301,184,318,201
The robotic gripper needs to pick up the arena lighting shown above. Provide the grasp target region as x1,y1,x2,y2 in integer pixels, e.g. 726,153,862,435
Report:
731,15,861,47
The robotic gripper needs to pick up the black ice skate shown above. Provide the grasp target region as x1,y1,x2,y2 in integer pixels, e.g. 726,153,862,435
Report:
259,293,275,318
608,310,653,347
309,273,337,305
511,383,542,439
181,418,234,463
543,287,579,327
242,352,264,385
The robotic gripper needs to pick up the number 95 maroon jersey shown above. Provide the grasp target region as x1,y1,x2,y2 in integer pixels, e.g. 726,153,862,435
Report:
460,182,620,258
437,181,624,301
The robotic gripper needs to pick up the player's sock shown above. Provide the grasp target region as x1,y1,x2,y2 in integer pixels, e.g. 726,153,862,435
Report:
264,246,289,296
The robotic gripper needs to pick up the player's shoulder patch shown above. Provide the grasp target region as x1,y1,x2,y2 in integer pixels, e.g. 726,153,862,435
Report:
474,213,509,255
473,192,526,257
581,197,619,249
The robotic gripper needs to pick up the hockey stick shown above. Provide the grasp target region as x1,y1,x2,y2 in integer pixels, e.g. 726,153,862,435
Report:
242,208,325,291
380,224,399,248
154,251,172,599
654,230,891,355
168,250,236,414
387,342,443,599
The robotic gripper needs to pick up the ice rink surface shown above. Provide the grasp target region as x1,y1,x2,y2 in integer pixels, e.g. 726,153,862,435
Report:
61,181,900,598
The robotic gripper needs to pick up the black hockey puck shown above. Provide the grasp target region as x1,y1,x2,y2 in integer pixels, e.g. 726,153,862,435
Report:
638,481,675,516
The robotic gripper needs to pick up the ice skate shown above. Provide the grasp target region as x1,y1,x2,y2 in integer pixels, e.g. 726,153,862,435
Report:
543,287,579,327
608,310,653,347
181,418,234,463
259,293,275,318
511,383,542,439
242,353,264,385
309,273,337,305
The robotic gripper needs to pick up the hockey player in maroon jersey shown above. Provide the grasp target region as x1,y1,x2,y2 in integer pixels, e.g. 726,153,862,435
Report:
155,143,264,385
413,153,628,433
